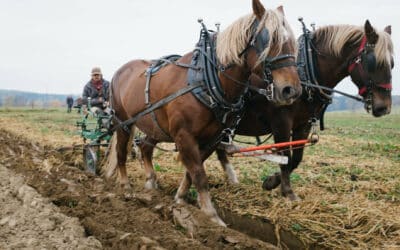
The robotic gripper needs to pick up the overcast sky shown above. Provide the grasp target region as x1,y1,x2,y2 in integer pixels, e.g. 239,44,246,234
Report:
0,0,399,96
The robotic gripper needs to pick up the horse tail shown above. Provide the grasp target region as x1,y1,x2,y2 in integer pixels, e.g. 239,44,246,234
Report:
109,71,119,111
101,72,117,178
100,125,136,179
102,62,137,179
100,132,118,179
109,78,114,110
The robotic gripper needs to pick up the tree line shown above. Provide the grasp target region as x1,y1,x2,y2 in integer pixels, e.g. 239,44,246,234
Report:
0,89,399,111
0,90,78,108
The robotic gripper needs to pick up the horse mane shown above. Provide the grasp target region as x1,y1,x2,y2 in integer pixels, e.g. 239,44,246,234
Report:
314,25,394,66
216,9,295,66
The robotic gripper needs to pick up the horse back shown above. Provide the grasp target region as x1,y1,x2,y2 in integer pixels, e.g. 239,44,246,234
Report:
111,53,217,140
111,56,186,118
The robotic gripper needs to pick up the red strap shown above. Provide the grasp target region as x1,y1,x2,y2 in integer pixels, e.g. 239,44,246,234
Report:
357,36,368,53
348,61,358,73
358,86,367,96
348,36,368,73
378,83,392,90
359,83,392,96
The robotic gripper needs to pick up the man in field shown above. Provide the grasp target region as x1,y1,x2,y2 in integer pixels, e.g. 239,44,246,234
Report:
82,67,112,128
66,95,74,113
82,67,110,111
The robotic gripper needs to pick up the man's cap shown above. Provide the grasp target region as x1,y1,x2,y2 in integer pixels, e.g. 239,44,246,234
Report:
91,67,102,75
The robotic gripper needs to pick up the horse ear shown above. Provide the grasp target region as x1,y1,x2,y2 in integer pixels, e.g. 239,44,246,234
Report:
384,25,392,35
364,20,379,44
252,0,266,20
276,5,285,16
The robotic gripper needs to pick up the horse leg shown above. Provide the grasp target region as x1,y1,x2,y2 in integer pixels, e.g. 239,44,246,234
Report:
262,171,281,190
216,148,239,184
139,136,158,189
174,129,226,227
282,126,311,198
267,125,310,201
265,148,297,200
262,130,290,192
174,170,192,204
279,153,299,201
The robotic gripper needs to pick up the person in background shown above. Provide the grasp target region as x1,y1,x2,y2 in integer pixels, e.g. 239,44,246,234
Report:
66,95,74,113
82,67,110,111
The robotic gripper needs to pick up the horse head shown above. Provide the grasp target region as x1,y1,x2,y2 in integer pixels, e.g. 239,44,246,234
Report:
348,20,394,117
216,1,301,106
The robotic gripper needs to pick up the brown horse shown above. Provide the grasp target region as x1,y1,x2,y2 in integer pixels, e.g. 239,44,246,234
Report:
105,0,302,226
216,20,394,201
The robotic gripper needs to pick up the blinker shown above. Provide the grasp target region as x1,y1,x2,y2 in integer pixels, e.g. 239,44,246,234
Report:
250,19,270,54
365,52,377,72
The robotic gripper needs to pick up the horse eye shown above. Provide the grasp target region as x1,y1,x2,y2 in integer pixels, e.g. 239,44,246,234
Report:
391,58,394,69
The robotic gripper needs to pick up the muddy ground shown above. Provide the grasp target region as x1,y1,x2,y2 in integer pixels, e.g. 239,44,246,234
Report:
0,128,278,249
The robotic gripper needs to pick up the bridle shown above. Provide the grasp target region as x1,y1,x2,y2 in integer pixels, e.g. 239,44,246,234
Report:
347,35,392,110
224,18,297,101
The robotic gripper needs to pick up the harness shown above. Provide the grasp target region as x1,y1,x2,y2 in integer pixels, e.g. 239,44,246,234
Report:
297,20,332,131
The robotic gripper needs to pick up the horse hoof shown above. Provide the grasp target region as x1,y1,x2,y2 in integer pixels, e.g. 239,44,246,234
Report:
120,182,131,190
210,215,227,227
174,196,187,205
283,192,301,201
228,177,239,185
288,193,301,201
262,175,280,190
144,180,158,190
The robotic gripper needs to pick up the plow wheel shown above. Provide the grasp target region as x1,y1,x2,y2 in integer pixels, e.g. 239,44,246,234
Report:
83,145,99,174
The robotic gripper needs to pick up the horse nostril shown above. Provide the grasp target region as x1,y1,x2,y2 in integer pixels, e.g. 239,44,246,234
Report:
373,106,388,116
282,86,296,99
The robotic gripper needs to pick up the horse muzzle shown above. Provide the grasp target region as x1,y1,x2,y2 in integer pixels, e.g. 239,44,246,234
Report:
372,104,391,117
273,83,302,105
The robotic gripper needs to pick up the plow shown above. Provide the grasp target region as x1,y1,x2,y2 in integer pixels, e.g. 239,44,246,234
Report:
74,100,113,174
222,135,318,164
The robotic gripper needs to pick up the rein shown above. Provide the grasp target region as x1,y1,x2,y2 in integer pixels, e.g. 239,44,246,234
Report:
300,82,364,102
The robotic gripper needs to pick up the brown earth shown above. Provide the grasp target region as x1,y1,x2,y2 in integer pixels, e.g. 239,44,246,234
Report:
0,128,278,249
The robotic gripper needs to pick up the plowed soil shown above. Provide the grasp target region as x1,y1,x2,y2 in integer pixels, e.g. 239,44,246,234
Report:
0,128,277,249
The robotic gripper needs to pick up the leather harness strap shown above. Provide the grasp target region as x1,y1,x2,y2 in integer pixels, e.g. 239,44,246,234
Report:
110,82,203,134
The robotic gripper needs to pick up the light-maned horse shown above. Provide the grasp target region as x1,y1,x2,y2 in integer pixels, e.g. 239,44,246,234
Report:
216,20,394,201
105,0,302,226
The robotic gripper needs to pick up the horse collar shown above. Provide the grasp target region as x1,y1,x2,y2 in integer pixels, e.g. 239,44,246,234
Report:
297,33,332,104
187,29,246,126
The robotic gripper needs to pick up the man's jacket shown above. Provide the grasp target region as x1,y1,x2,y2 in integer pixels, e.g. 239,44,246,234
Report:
82,79,110,107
